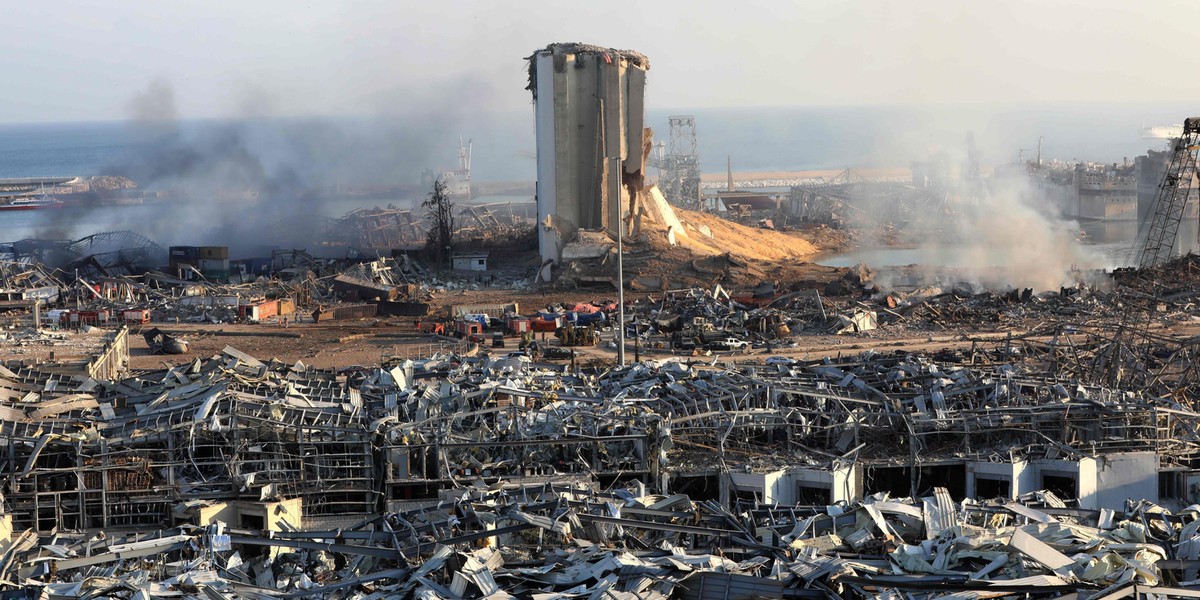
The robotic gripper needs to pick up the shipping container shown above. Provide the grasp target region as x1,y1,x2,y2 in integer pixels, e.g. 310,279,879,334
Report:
376,300,429,317
239,299,280,321
199,246,229,259
448,302,519,318
121,309,151,324
507,318,531,334
198,258,230,270
169,246,200,259
456,320,483,336
278,298,295,315
331,274,397,302
313,303,378,322
77,310,110,324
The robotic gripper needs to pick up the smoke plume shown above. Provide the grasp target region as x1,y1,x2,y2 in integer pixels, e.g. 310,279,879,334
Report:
930,173,1106,291
848,137,1111,293
21,75,504,258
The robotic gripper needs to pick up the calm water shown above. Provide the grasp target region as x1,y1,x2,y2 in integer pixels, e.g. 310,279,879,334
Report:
1,103,1189,181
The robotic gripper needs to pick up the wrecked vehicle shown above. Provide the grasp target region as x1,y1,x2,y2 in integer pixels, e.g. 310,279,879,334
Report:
141,327,190,354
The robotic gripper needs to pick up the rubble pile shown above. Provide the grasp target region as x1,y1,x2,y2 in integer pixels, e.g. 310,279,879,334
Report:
0,230,166,283
0,322,1197,594
4,482,1200,598
0,326,113,357
861,284,1121,334
606,255,1200,357
84,175,137,191
265,202,535,254
0,245,434,328
552,188,835,291
5,249,1200,594
2,339,1198,521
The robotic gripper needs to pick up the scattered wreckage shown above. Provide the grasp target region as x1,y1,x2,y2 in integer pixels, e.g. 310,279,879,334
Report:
1,323,1200,596
0,234,433,328
141,326,189,354
5,482,1199,599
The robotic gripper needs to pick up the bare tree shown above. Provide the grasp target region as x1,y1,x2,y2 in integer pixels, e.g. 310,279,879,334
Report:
423,179,455,269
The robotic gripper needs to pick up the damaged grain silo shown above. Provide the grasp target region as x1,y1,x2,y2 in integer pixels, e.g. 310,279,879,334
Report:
526,43,652,266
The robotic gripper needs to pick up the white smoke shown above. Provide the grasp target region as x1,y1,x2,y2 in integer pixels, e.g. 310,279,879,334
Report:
929,173,1107,291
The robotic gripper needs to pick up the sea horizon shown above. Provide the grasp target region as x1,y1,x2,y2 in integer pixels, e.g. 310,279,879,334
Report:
0,102,1192,185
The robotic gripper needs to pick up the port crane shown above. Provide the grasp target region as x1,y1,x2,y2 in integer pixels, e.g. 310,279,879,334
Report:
1132,117,1200,268
1094,118,1200,388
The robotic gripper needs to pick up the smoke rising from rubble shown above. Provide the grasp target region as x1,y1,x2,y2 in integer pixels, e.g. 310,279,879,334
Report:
23,76,500,256
857,140,1108,294
938,175,1105,291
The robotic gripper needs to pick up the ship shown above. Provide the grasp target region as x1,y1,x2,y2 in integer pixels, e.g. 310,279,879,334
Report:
1142,124,1184,139
0,196,65,211
422,137,473,200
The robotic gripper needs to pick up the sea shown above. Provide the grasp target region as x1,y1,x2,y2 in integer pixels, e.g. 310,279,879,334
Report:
0,103,1190,248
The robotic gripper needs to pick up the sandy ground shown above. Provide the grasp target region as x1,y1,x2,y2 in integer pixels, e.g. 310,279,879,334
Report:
675,209,819,259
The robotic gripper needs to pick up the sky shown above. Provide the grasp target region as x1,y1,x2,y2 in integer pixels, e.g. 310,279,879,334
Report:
3,0,1199,124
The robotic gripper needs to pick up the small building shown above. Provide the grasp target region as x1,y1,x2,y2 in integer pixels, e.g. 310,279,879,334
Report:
452,252,489,272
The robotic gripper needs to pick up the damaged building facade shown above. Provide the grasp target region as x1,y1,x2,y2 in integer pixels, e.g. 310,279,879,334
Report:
529,43,651,265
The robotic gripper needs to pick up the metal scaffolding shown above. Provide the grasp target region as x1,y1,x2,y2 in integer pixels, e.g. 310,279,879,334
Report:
659,115,702,209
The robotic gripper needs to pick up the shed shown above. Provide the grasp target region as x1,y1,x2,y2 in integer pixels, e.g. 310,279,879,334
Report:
451,252,489,272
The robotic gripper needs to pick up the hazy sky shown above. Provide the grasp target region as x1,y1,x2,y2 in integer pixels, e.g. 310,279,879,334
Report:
3,0,1198,123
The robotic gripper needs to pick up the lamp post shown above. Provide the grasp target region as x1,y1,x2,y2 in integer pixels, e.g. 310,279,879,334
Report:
610,156,626,367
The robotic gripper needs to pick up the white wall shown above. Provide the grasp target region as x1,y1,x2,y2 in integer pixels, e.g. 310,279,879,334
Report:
833,465,862,504
1094,452,1157,510
534,53,558,265
452,257,487,271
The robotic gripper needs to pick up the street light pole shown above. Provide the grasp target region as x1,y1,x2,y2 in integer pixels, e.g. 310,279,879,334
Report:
611,155,626,367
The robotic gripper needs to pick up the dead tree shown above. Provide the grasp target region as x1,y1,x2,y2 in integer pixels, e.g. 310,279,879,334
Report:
423,179,455,269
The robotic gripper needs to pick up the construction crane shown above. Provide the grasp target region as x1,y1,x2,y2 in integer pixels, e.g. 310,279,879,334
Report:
1133,117,1200,268
1095,118,1200,388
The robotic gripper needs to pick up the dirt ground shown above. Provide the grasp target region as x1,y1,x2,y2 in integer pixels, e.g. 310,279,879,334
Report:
120,315,1200,372
118,287,659,370
115,317,993,372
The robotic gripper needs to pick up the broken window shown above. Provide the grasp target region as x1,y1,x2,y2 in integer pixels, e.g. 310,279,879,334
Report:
865,466,912,498
670,475,720,501
1041,473,1077,500
796,483,831,506
240,513,266,530
975,476,1011,500
733,487,761,505
1159,471,1183,501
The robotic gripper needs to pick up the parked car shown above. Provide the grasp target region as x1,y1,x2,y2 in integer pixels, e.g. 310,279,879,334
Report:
708,337,749,351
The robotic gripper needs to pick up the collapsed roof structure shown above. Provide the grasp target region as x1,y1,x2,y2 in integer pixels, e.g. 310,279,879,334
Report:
0,230,165,282
3,333,1200,596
